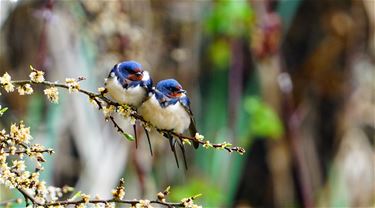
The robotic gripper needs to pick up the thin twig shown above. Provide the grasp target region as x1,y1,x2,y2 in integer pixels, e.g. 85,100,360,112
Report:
44,198,185,207
16,186,42,206
108,116,126,135
3,149,53,154
0,138,54,155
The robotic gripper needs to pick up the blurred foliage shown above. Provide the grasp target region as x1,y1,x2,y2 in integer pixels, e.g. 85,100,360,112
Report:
196,2,258,206
205,0,254,69
205,0,254,37
26,95,43,132
208,39,230,70
244,96,283,139
169,178,224,207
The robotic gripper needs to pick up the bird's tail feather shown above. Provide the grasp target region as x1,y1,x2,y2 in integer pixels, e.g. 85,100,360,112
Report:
189,119,199,149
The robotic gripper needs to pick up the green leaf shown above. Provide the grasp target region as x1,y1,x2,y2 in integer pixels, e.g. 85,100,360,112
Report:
123,132,135,141
205,0,254,37
0,107,8,116
170,178,223,207
209,39,230,69
244,97,284,139
68,191,81,201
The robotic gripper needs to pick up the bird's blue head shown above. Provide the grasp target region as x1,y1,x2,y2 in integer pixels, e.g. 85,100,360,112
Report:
156,79,186,98
111,60,144,81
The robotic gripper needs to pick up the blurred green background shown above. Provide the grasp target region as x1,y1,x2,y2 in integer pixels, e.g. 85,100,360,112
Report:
0,0,374,207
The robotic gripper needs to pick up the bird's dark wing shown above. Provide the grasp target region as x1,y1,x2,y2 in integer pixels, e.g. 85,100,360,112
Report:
180,96,199,149
141,87,155,104
139,87,154,156
142,77,153,91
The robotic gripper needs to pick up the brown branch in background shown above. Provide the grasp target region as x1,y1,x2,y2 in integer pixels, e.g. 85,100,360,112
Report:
8,79,246,155
132,143,147,198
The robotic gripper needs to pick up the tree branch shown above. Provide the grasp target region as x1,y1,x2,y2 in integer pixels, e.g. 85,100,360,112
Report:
44,198,185,207
8,79,245,154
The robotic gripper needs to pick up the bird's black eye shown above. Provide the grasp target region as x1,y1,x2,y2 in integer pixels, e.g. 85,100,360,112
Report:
129,68,142,74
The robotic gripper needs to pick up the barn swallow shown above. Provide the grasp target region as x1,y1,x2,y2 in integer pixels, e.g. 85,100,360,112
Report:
105,60,153,154
138,79,199,169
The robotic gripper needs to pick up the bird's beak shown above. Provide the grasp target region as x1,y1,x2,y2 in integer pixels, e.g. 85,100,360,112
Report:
170,89,186,98
177,89,186,94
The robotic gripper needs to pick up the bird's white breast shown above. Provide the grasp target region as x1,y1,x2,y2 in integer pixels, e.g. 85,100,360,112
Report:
105,76,146,107
138,95,190,133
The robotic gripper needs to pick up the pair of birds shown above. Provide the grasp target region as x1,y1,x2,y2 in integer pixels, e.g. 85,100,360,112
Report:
105,60,198,169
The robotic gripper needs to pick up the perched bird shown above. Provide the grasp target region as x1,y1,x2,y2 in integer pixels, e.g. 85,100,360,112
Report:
105,61,152,107
138,79,199,169
105,60,153,154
